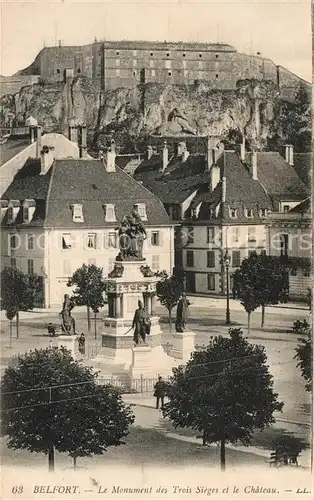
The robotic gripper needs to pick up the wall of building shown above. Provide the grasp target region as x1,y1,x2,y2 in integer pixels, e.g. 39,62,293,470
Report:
45,226,173,307
0,75,40,98
267,221,311,259
1,227,45,275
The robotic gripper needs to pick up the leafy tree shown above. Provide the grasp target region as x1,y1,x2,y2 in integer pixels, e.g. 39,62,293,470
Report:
294,319,312,391
67,264,106,332
1,346,134,471
155,271,184,331
163,328,283,471
0,267,40,338
233,253,289,331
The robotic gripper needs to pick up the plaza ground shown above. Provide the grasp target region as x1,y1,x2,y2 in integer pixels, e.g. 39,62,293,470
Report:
0,298,311,469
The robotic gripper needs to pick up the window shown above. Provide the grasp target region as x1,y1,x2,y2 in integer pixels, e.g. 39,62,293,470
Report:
248,250,256,258
232,227,239,243
151,69,156,77
166,52,170,57
303,270,310,277
186,227,194,244
27,234,34,250
23,205,29,222
245,208,254,218
133,50,137,56
183,53,186,57
104,204,116,222
186,250,194,267
248,226,256,243
232,251,241,268
77,68,81,74
150,52,154,56
62,233,72,250
215,74,219,79
71,204,84,222
116,69,120,77
199,53,202,58
283,205,290,213
230,208,237,219
259,208,267,217
10,234,17,250
63,260,71,276
7,206,13,223
133,71,137,76
207,251,215,268
290,269,297,276
27,259,34,275
116,59,120,67
108,232,117,248
151,231,160,246
87,233,96,249
168,71,172,77
134,203,147,221
152,254,159,271
11,258,16,267
207,273,215,290
215,54,219,59
56,69,60,74
280,234,289,257
207,227,215,244
116,51,120,56
172,205,181,220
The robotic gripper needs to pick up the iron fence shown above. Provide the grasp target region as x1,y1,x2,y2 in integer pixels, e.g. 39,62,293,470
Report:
96,375,171,394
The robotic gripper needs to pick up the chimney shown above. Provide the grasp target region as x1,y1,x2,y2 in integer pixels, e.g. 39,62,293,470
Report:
105,141,116,173
177,141,187,156
162,141,168,171
285,144,294,165
206,136,220,169
222,176,226,203
147,145,153,160
40,147,55,175
210,164,220,191
252,151,258,180
29,126,36,144
182,149,189,162
240,136,246,161
68,121,78,143
78,125,87,158
36,126,42,158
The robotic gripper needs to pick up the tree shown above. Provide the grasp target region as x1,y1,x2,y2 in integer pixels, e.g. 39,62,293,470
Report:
155,272,184,331
163,328,283,471
0,267,40,338
294,319,312,392
67,264,106,332
1,346,134,471
233,253,289,331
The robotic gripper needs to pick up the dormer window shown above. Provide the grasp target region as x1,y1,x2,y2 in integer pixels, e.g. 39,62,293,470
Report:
134,203,147,221
230,208,237,219
71,204,84,222
104,204,116,222
7,206,13,224
259,208,267,217
7,200,20,224
23,206,29,222
22,200,36,223
245,208,254,218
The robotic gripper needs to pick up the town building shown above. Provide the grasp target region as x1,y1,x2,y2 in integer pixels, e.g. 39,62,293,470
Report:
265,197,311,300
4,40,309,97
1,130,174,308
133,138,309,297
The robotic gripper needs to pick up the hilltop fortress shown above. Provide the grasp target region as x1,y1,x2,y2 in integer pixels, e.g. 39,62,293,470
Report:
1,40,310,98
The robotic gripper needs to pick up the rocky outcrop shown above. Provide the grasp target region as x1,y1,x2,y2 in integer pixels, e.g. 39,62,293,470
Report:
0,77,311,153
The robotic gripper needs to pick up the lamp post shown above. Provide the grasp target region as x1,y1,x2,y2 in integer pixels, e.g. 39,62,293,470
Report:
223,251,231,325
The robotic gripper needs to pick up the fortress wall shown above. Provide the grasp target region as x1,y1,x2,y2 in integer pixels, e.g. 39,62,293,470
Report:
0,75,40,98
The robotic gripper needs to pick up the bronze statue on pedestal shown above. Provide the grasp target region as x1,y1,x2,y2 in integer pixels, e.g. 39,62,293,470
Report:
117,210,147,261
60,294,76,335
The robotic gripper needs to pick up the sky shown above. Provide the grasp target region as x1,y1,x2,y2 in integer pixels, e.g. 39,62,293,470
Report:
1,0,312,81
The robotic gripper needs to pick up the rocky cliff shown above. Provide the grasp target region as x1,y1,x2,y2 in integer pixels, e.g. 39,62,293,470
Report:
0,77,311,153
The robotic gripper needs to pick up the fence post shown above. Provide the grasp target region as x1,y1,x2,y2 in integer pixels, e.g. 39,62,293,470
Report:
140,374,143,394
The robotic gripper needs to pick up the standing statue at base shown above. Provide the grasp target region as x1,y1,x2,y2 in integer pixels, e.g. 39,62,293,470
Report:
60,294,76,335
132,300,151,345
175,291,190,333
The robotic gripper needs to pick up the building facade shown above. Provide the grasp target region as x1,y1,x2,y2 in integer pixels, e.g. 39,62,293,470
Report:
1,132,174,308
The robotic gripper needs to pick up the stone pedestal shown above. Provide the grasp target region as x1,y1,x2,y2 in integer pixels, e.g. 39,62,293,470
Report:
169,331,196,363
129,346,153,379
58,335,79,360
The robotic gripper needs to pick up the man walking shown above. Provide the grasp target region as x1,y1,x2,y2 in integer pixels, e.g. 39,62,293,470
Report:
154,376,167,410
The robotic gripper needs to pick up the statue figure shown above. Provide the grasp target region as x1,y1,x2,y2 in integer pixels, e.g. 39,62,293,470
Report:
117,211,147,260
140,265,155,277
60,294,76,335
175,278,190,332
108,264,124,278
132,300,151,345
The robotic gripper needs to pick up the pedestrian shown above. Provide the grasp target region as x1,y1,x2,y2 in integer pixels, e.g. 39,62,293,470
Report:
78,333,86,354
153,376,167,410
47,323,56,337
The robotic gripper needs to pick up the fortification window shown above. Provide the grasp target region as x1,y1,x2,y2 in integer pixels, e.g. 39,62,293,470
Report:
116,51,120,56
133,71,137,76
56,69,60,74
151,70,156,77
150,52,154,56
183,53,186,57
199,53,202,58
168,71,172,77
215,74,219,79
77,69,81,74
216,54,219,59
166,52,170,57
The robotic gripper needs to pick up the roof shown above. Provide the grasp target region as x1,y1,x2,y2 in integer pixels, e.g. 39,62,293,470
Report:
2,159,52,200
289,197,311,214
293,153,312,186
256,152,309,199
44,159,171,228
134,153,210,204
0,137,30,167
191,151,271,222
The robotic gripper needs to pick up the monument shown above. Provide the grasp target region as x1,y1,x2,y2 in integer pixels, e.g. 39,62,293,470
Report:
57,294,79,359
170,280,196,363
90,210,195,383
